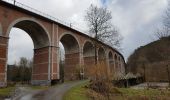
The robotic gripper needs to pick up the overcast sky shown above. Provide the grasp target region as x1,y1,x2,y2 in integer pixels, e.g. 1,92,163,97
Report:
7,0,168,64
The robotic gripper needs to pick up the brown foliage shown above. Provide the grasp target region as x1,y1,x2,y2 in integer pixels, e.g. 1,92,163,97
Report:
86,61,122,100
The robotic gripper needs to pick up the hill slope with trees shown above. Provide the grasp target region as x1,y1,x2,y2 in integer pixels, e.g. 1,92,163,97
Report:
127,37,170,82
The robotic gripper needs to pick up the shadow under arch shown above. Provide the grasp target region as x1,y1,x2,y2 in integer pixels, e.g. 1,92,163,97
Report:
108,51,114,63
114,53,118,72
98,47,106,63
83,41,95,77
6,18,51,48
108,51,114,75
58,32,80,51
83,41,95,57
59,33,80,81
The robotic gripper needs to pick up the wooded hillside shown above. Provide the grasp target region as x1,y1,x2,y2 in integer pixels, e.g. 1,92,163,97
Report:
127,37,170,82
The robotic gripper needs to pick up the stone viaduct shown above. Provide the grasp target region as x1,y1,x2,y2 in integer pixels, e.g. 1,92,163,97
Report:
0,0,125,86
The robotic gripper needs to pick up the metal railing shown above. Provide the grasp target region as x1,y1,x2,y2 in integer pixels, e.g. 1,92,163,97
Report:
2,0,89,35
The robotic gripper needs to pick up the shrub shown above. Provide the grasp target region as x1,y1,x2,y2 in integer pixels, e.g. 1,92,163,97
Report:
87,61,122,100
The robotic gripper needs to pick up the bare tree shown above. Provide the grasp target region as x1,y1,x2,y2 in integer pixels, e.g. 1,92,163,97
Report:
155,0,170,39
85,4,122,48
155,27,170,39
18,57,29,68
18,57,32,83
85,4,122,64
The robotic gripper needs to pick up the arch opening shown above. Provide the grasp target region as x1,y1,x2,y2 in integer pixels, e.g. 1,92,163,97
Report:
8,28,34,64
115,54,118,60
7,28,33,83
98,47,106,62
83,41,95,77
60,34,79,54
83,41,95,57
108,51,114,63
58,42,65,83
59,34,80,81
114,54,119,75
7,19,50,85
12,20,50,48
108,51,114,76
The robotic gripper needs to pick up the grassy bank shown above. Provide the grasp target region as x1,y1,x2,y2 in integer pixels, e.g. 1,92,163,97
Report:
63,81,89,100
90,87,170,100
118,88,170,100
63,81,170,100
119,88,170,96
0,87,15,98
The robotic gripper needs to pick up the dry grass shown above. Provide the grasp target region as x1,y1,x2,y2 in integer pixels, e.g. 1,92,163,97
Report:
87,88,170,100
86,61,117,100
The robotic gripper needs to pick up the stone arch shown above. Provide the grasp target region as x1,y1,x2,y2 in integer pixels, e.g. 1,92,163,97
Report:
83,41,95,77
59,32,80,51
59,33,80,80
83,41,95,57
98,47,106,63
114,54,118,60
108,51,114,63
108,51,114,75
59,33,80,54
6,17,51,85
114,53,118,72
118,56,122,73
6,17,51,48
118,56,121,61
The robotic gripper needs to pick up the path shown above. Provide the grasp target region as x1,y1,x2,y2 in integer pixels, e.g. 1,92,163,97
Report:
12,80,86,100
